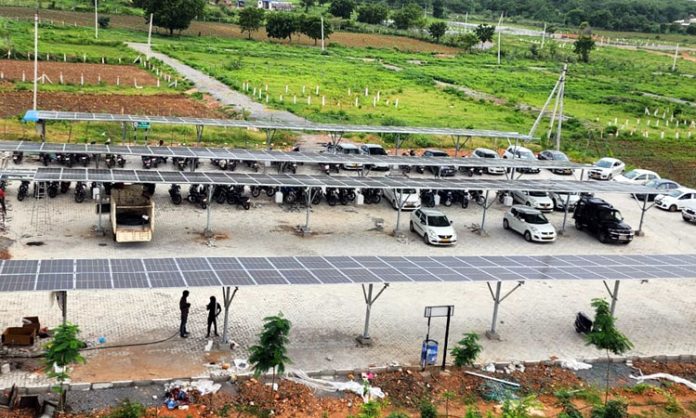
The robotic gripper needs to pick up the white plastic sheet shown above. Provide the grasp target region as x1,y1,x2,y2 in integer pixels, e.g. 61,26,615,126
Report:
630,373,696,391
560,359,593,371
285,370,385,402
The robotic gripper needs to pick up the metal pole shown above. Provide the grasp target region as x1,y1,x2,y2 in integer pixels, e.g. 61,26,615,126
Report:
555,69,566,151
94,0,98,39
320,15,325,52
147,13,153,55
480,190,490,234
561,193,570,234
304,187,311,233
541,22,546,48
221,286,238,344
394,189,402,234
496,12,503,65
610,280,620,316
362,284,373,339
637,195,648,236
672,44,679,72
97,184,103,235
441,308,451,370
205,186,213,237
33,13,38,111
488,281,502,338
61,291,67,325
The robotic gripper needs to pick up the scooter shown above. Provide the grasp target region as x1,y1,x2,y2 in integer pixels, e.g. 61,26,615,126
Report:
169,184,182,205
142,156,154,169
420,189,436,208
17,181,30,201
47,182,59,198
60,182,71,194
74,182,87,203
105,154,116,169
12,151,23,164
116,155,126,168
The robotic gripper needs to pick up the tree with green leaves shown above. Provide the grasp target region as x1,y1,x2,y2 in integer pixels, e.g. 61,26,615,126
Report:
44,323,86,410
392,3,424,30
300,15,333,45
432,0,444,18
474,23,495,44
265,12,298,42
357,3,389,24
142,0,205,36
688,24,696,36
238,7,265,39
586,298,633,405
457,31,480,51
328,0,355,19
248,313,292,394
428,21,447,42
441,390,455,417
299,0,315,12
451,332,482,367
574,22,595,63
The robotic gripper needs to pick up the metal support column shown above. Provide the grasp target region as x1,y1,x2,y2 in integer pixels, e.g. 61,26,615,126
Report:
264,129,276,151
603,280,620,316
329,131,344,148
38,120,46,142
221,286,238,344
95,183,105,236
634,195,654,237
56,291,67,325
356,283,389,345
393,134,402,156
204,186,213,238
561,193,571,234
485,281,524,340
196,125,204,143
479,190,494,235
302,187,312,235
121,121,127,144
393,189,403,235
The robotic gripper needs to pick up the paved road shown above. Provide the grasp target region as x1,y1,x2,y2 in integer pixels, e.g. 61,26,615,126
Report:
127,43,308,123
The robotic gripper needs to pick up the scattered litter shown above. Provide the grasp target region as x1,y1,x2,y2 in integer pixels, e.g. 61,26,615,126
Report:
483,363,496,373
285,370,385,402
465,371,521,387
234,358,249,371
165,379,222,397
388,361,399,367
504,362,525,374
560,358,592,371
204,340,214,352
482,381,519,402
630,373,696,391
325,356,333,362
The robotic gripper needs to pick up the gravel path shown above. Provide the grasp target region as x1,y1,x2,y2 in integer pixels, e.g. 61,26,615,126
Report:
127,43,308,124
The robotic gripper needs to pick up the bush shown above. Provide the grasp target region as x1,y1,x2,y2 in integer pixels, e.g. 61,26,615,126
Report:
358,400,381,418
109,400,145,418
98,16,110,29
420,399,437,418
590,399,628,418
386,412,410,418
451,333,482,367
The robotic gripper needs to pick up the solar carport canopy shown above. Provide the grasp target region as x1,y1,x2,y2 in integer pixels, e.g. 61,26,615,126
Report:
28,167,657,194
0,140,585,170
0,254,693,292
23,110,532,140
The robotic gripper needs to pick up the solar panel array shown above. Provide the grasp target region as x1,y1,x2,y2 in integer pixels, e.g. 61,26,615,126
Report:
24,110,533,141
0,254,693,292
0,140,585,169
29,167,656,194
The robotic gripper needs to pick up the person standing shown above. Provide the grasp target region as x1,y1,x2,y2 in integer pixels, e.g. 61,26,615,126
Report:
0,187,6,214
179,290,190,338
206,296,222,338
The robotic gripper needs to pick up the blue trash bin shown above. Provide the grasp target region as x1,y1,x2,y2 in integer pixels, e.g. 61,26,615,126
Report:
421,339,438,367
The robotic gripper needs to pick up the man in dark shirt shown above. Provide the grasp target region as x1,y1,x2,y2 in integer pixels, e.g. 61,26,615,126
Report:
179,290,191,338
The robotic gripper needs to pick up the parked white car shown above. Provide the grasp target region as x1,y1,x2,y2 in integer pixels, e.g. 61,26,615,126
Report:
655,188,696,212
511,190,554,212
469,147,505,174
588,158,625,180
503,205,557,242
360,144,390,171
550,191,580,211
502,145,540,173
336,143,363,170
613,169,660,185
383,188,421,211
409,208,457,246
682,201,696,223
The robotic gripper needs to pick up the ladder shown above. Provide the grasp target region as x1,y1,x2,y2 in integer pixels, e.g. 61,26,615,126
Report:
30,182,52,233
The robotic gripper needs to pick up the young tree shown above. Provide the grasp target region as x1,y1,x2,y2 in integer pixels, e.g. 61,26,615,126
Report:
431,0,444,18
299,0,315,12
688,24,696,36
357,3,389,24
474,23,495,44
238,7,265,39
573,35,595,62
586,298,633,405
328,0,355,19
428,21,447,42
451,332,482,367
44,323,86,410
300,15,334,45
392,3,423,30
142,0,206,36
266,12,298,42
248,313,292,395
457,31,480,51
441,390,456,418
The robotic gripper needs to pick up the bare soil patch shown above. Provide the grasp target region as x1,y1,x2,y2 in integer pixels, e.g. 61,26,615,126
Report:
0,91,225,118
0,60,159,86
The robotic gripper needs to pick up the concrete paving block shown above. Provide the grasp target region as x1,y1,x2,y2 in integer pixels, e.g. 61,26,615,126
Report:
133,379,154,386
69,382,91,391
92,382,114,390
112,380,134,388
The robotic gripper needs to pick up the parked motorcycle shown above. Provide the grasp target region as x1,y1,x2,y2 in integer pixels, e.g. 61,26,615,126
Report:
169,184,183,205
225,186,251,210
11,151,23,164
78,154,90,167
74,182,87,203
420,189,436,207
39,153,51,166
17,181,30,201
47,182,59,198
438,190,454,207
60,182,70,194
362,188,382,204
186,184,209,209
250,186,277,198
105,154,116,168
116,155,126,168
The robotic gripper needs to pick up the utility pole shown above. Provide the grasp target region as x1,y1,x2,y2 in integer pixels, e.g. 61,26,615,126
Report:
672,44,679,72
528,64,566,140
497,12,504,65
94,0,98,38
320,15,325,52
541,22,546,48
147,13,154,54
33,12,38,111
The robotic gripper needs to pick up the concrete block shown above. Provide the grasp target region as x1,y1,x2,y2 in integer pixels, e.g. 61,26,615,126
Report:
368,366,387,373
133,379,154,386
92,382,114,390
334,369,353,376
112,380,133,388
151,378,171,386
69,382,91,391
319,369,336,377
25,385,50,395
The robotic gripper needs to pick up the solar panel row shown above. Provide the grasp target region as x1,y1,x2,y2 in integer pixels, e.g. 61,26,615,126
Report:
25,111,532,141
0,140,584,169
0,254,693,292
28,167,656,194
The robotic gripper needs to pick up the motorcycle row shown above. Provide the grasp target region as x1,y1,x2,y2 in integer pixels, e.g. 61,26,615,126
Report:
16,180,92,203
12,151,126,168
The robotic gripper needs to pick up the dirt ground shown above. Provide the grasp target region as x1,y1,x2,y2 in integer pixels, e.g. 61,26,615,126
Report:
0,60,159,86
0,7,459,54
0,91,226,118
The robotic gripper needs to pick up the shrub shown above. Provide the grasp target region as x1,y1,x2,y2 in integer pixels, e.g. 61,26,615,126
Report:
451,333,482,367
420,399,437,418
358,400,381,418
590,399,628,418
386,412,410,418
109,400,145,418
98,16,110,29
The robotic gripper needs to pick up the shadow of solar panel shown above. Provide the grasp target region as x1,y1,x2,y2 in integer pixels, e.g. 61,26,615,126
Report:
110,259,145,273
143,258,179,272
239,257,272,270
0,274,37,291
148,271,186,288
246,270,288,285
176,258,212,271
2,260,38,275
76,272,112,289
216,269,255,286
279,269,319,284
268,257,303,270
181,270,220,287
112,272,149,288
340,268,381,283
36,273,73,291
40,260,74,274
310,268,351,284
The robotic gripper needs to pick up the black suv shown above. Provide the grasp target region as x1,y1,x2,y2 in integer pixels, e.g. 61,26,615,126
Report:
573,196,633,244
420,150,456,177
